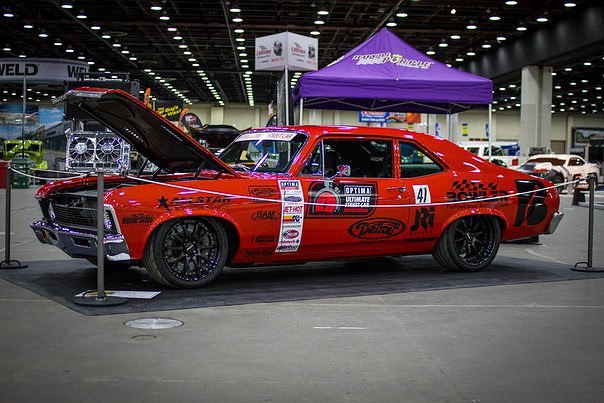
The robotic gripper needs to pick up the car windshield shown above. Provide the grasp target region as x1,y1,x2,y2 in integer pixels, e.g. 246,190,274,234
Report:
219,131,307,173
527,157,565,166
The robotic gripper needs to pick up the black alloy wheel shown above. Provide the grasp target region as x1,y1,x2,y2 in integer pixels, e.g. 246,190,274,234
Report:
144,218,228,288
433,215,500,272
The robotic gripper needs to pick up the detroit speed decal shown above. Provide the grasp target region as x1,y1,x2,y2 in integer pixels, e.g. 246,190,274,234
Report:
276,180,305,253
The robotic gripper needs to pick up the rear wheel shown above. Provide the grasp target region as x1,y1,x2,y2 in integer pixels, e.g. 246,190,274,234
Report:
143,218,228,288
433,215,500,272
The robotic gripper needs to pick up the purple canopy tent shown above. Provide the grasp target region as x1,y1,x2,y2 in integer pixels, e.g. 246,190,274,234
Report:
292,28,493,115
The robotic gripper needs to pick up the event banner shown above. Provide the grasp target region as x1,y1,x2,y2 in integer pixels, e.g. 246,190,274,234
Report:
359,111,421,123
155,100,183,121
0,58,88,82
255,32,318,71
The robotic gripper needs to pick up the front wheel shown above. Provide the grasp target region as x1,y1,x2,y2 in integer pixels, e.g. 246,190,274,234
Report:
143,218,228,288
433,215,501,272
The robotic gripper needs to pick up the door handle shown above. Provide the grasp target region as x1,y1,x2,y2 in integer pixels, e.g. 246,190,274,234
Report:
387,186,406,193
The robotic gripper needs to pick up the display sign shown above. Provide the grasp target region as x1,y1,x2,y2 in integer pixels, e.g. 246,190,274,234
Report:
359,111,389,123
0,58,88,82
359,111,421,124
462,123,468,136
255,32,318,71
155,100,183,121
573,127,604,146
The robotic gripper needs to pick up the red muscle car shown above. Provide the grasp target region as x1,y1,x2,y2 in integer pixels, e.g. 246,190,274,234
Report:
31,88,563,288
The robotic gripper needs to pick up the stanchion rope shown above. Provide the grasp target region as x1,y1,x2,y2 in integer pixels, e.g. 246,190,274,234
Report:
124,174,584,209
5,164,584,208
7,165,87,181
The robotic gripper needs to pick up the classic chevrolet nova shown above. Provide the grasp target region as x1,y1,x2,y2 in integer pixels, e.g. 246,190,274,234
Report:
31,88,563,288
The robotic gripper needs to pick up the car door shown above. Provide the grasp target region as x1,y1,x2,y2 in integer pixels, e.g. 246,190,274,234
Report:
296,137,411,257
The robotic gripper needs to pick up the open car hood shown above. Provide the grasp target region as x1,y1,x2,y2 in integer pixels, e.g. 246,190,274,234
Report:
58,87,237,175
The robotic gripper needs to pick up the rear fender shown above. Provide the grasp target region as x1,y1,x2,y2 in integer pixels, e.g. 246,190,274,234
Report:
439,208,508,238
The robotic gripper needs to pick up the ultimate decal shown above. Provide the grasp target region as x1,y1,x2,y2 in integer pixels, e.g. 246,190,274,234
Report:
307,182,377,217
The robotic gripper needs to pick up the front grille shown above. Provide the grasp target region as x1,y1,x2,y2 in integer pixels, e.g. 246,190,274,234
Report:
52,204,97,227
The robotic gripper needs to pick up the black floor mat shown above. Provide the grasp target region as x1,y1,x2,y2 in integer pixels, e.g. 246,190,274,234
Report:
1,255,603,316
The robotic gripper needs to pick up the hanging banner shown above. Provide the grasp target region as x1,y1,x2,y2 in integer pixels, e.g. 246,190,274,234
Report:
462,123,468,136
255,32,318,71
155,100,183,121
0,58,88,82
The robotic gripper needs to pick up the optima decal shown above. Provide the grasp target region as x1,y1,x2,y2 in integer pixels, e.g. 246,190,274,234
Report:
308,182,376,217
347,218,405,239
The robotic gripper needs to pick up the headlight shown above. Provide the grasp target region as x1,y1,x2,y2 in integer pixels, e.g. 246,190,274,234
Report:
103,209,115,231
48,202,56,221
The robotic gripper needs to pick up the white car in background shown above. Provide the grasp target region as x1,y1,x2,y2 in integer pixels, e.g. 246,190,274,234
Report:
516,154,599,191
458,141,519,168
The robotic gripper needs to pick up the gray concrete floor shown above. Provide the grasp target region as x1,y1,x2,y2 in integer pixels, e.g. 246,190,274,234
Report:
1,186,603,402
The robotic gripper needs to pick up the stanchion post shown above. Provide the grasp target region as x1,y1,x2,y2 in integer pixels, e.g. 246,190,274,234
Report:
1,164,28,269
73,171,126,306
572,173,603,272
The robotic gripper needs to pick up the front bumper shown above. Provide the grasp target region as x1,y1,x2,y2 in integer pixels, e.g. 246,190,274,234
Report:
30,220,131,261
545,211,564,235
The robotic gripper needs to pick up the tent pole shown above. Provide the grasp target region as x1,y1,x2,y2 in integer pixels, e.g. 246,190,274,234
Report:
426,114,430,135
299,98,304,125
446,114,451,141
284,66,289,126
488,104,492,161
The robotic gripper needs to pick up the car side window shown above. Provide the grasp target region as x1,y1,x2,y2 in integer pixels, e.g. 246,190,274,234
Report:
569,158,584,166
399,141,443,178
301,139,393,178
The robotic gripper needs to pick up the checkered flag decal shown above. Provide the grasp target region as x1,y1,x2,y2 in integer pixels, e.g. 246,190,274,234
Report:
450,180,498,193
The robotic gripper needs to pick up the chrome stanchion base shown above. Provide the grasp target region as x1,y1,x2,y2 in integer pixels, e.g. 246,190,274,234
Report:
571,262,604,273
0,259,28,269
73,290,128,306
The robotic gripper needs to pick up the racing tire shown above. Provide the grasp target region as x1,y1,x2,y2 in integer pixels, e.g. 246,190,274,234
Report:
143,218,228,288
433,215,501,272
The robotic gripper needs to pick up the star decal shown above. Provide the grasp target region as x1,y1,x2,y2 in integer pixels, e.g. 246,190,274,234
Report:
157,195,170,211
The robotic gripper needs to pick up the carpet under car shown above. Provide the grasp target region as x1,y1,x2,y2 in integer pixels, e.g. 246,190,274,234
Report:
1,255,603,316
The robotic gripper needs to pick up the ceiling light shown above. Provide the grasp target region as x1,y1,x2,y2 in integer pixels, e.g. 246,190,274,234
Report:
314,18,325,25
173,34,182,40
564,67,572,71
121,49,130,54
53,39,63,46
516,25,527,31
581,79,588,83
426,50,435,55
112,42,121,47
23,23,33,29
235,37,245,42
241,64,249,68
91,25,101,30
564,2,577,7
234,28,245,33
77,9,87,19
179,44,188,48
87,60,94,65
129,56,137,61
396,11,408,18
3,45,11,51
98,67,106,71
584,62,592,66
386,19,397,27
482,43,492,49
167,27,177,32
237,46,245,50
450,8,456,15
505,1,518,5
144,68,152,72
239,52,247,57
38,31,48,38
183,50,192,55
101,33,111,39
65,47,74,53
61,2,74,9
240,59,248,63
536,16,548,23
159,11,170,20
233,17,243,23
450,34,461,40
455,57,464,62
466,50,476,56
150,4,162,11
508,84,516,88
3,10,14,18
310,30,320,36
438,41,448,48
188,58,196,62
466,22,477,30
496,36,507,41
551,72,557,76
489,16,501,21
229,4,241,13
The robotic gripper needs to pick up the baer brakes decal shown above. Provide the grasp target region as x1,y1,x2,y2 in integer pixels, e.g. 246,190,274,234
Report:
307,182,376,217
276,180,305,253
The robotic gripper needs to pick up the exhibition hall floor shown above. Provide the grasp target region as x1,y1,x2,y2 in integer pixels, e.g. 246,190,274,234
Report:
1,187,603,402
